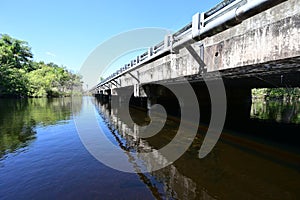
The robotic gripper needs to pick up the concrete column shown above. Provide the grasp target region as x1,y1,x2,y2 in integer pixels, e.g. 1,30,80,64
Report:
192,83,252,124
225,88,252,124
94,93,101,98
110,87,134,109
147,97,157,110
101,94,110,104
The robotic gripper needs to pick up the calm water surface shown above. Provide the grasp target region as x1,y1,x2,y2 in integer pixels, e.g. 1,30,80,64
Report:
0,97,299,199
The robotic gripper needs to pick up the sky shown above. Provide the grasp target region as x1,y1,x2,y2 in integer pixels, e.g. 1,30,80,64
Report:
0,0,220,86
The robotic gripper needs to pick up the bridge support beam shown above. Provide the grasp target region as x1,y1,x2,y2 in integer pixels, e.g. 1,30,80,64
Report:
98,82,252,125
110,87,133,108
95,89,111,104
225,87,252,125
193,83,252,124
146,97,157,110
96,84,253,128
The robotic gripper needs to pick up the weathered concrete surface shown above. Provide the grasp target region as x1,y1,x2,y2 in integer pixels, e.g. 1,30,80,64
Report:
97,0,300,95
203,0,300,72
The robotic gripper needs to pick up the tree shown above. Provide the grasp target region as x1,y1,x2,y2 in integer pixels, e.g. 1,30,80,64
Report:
0,34,33,71
26,62,82,97
0,34,82,98
0,34,34,97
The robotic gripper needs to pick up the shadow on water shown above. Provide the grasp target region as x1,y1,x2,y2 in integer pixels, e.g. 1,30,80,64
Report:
227,100,300,149
0,97,82,159
93,97,300,200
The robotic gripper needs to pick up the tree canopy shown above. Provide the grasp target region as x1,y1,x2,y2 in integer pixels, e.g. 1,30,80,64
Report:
0,34,82,98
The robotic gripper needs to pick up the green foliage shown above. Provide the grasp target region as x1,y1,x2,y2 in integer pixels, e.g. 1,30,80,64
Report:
251,100,300,124
252,88,300,100
0,34,82,98
0,34,33,71
0,67,29,97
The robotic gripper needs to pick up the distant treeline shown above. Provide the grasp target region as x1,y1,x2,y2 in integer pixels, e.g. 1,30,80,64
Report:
0,34,82,98
252,88,300,101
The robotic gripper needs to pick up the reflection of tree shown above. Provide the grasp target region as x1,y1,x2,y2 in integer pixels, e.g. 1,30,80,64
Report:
0,97,82,158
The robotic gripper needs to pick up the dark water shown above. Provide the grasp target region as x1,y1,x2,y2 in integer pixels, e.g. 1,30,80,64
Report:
0,97,299,199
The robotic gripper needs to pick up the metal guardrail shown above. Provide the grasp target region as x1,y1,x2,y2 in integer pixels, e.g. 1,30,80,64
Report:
204,0,246,26
205,0,237,18
173,22,192,38
92,0,287,91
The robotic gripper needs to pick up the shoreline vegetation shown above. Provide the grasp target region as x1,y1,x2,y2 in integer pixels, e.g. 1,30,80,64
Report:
0,34,82,98
252,88,300,102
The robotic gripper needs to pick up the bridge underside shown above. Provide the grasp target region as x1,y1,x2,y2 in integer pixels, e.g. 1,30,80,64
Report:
139,56,300,88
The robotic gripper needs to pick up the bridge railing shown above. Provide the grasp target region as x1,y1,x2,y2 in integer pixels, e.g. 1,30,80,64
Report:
173,23,192,42
92,0,286,92
204,0,246,25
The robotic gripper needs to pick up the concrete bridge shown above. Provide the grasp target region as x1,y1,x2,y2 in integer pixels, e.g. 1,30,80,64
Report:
92,0,300,120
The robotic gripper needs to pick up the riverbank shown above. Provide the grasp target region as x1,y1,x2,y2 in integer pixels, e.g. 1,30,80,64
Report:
252,88,300,101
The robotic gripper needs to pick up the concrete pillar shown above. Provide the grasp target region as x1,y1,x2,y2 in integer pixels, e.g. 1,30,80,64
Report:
225,88,252,125
140,97,147,108
192,83,252,124
110,87,134,109
114,95,130,107
147,97,158,110
101,95,110,104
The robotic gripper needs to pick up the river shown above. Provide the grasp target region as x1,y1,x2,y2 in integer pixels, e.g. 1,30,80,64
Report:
0,97,299,199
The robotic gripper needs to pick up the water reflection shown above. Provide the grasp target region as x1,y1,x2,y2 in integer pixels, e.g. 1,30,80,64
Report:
251,100,300,124
94,99,203,199
0,97,82,158
94,97,300,199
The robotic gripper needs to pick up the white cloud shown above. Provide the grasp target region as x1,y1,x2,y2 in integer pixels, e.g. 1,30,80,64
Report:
46,51,56,57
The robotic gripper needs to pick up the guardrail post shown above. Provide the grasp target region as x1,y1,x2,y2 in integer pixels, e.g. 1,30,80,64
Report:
200,12,205,29
148,47,153,57
164,34,171,50
192,13,201,39
192,13,200,38
134,83,140,97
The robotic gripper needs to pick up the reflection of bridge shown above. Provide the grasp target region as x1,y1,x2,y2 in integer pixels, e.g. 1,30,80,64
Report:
94,99,205,200
93,98,300,199
92,0,300,120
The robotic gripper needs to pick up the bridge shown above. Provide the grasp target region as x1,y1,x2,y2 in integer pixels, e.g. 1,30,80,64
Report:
91,0,300,121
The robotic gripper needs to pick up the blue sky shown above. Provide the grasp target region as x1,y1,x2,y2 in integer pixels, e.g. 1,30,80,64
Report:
0,0,220,79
